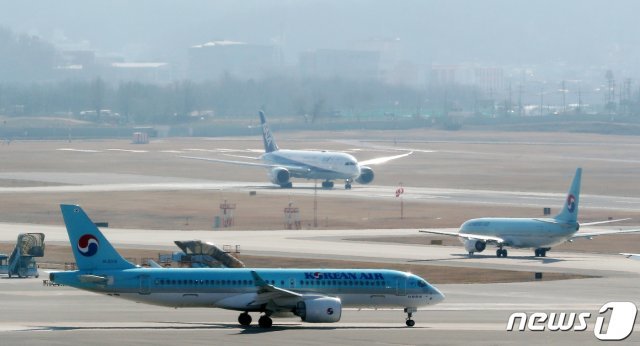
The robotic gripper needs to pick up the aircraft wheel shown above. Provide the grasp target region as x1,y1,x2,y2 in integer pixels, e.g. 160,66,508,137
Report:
502,249,508,257
534,249,540,257
345,183,352,190
258,315,273,328
406,319,415,327
238,312,252,326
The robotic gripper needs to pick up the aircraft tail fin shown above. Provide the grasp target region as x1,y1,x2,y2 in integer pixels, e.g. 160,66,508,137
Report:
60,204,135,271
259,110,279,153
554,168,581,223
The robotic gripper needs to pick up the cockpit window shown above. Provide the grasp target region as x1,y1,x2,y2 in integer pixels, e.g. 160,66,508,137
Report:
344,162,356,166
417,280,427,288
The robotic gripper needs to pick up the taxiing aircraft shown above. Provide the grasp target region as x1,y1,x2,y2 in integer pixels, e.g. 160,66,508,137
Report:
182,111,412,189
420,168,638,258
50,205,444,328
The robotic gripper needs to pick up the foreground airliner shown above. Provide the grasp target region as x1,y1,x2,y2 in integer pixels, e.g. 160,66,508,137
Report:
420,168,638,258
50,205,444,328
182,111,412,189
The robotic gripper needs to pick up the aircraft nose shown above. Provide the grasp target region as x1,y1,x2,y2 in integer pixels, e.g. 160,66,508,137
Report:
429,285,445,304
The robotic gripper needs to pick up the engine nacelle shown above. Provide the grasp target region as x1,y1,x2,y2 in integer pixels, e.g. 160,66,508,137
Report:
295,297,342,323
355,166,374,184
464,239,486,253
268,167,290,186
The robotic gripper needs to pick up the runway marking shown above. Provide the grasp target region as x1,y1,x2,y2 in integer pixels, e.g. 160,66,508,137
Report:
106,149,148,153
56,148,101,153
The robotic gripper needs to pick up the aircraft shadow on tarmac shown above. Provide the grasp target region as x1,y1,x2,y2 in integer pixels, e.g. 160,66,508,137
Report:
407,254,564,264
29,322,420,334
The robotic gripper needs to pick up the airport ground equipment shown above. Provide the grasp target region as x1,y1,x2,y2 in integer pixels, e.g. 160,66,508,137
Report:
6,233,45,278
0,254,8,275
173,240,244,268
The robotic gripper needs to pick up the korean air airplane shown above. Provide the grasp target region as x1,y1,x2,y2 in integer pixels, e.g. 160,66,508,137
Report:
421,168,638,258
50,205,444,328
182,111,412,189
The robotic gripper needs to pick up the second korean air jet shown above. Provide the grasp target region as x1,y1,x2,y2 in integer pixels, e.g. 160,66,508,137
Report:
50,205,444,328
182,111,412,189
421,168,638,258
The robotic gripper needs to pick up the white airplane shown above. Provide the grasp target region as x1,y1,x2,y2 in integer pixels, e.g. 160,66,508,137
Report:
420,168,639,258
182,111,412,189
50,205,445,328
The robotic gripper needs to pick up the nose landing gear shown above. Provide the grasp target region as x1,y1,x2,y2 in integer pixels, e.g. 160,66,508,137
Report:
404,307,416,327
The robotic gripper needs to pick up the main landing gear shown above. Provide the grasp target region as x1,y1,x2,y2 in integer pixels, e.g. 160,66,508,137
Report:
404,307,416,327
534,248,550,257
238,312,252,326
238,312,273,328
280,182,293,188
496,247,508,258
258,314,273,328
321,180,334,189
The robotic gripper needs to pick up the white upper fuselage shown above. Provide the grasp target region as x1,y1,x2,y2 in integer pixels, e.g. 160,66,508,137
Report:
261,150,361,180
460,217,579,248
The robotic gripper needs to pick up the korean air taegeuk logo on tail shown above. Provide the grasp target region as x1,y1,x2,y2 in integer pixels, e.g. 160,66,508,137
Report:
77,234,99,257
567,194,576,213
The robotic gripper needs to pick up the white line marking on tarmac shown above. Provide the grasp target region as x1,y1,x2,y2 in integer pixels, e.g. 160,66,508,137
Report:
106,149,148,153
56,148,101,153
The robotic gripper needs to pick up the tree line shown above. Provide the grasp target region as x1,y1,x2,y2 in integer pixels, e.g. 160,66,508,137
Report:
0,76,483,125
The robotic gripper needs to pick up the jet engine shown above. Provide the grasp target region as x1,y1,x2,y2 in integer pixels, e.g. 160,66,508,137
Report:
464,239,486,253
268,167,291,186
355,166,374,184
294,297,342,323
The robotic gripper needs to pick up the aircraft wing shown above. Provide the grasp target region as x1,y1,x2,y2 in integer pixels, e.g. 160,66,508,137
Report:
222,154,261,160
580,218,631,226
571,229,640,239
250,271,302,305
419,230,506,244
358,151,413,166
181,156,309,172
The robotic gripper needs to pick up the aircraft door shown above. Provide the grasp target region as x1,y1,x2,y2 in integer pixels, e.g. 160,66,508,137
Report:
396,278,406,296
139,275,151,295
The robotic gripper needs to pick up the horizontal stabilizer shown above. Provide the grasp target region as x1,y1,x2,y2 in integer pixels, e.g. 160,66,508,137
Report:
78,274,108,284
621,253,640,261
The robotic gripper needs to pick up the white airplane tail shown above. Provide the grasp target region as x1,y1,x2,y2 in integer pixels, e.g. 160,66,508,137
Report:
554,168,581,223
259,110,279,153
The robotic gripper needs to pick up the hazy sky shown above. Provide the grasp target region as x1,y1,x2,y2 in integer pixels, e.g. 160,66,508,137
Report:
1,0,639,68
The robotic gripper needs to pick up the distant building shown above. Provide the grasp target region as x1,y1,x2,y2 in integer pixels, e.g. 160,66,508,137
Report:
299,49,381,81
429,64,504,92
106,62,171,83
188,40,278,81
